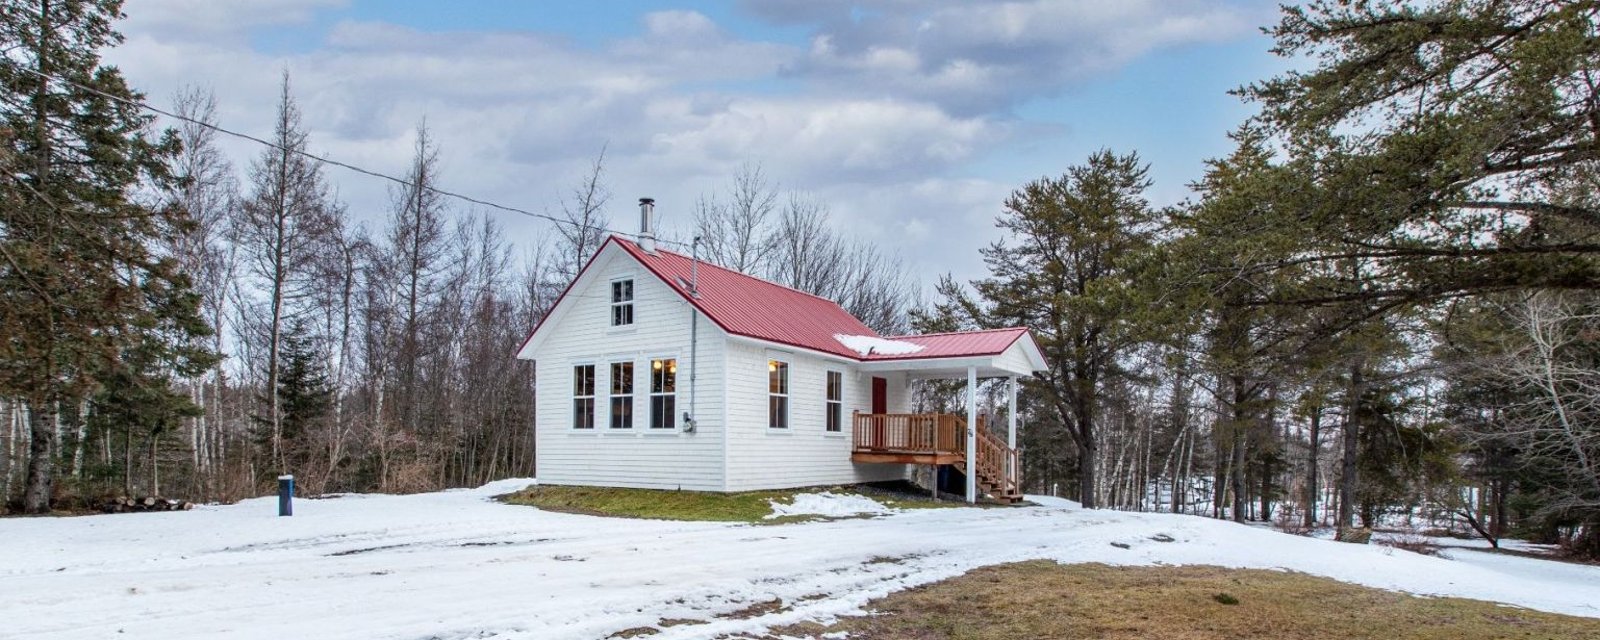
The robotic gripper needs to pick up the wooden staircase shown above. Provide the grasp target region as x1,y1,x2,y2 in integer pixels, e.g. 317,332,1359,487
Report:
851,412,1022,504
967,422,1023,504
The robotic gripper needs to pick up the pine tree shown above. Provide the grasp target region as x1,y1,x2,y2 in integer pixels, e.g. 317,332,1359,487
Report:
0,0,212,512
255,320,332,479
970,150,1160,508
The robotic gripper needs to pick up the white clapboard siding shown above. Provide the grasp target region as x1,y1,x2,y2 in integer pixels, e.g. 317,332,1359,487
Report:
533,248,727,491
992,339,1038,377
722,339,908,492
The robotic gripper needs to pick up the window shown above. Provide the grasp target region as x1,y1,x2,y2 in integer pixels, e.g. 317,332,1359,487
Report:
825,371,843,432
610,279,634,326
650,358,677,429
572,365,596,429
768,360,789,429
609,362,633,429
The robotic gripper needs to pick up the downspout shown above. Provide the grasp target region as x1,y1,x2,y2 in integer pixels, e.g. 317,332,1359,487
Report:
687,236,701,434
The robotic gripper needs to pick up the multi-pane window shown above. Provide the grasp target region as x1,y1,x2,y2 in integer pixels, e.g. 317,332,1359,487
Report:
610,279,634,326
650,358,677,429
572,364,596,429
825,371,843,432
768,360,789,429
609,362,634,429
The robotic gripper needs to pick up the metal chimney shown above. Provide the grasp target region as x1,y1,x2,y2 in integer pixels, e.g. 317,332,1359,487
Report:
638,197,657,254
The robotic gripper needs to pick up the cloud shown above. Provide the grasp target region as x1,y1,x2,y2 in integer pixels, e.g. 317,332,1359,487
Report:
640,97,1008,184
751,0,1256,114
101,1,1259,287
118,0,348,36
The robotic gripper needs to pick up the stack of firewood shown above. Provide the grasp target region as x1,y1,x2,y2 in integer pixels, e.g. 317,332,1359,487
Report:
101,497,196,514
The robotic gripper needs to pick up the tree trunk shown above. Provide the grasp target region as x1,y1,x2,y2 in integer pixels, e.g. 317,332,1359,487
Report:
149,432,160,497
1259,388,1277,522
1337,362,1365,537
1303,405,1321,529
22,400,58,513
1229,375,1248,523
1230,430,1247,522
1078,441,1098,509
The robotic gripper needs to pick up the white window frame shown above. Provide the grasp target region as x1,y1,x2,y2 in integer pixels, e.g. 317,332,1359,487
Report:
649,357,677,430
610,278,635,327
825,370,843,433
608,361,634,429
768,359,789,429
572,364,596,430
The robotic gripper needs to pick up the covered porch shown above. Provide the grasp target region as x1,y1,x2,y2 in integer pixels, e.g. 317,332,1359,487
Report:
846,331,1045,504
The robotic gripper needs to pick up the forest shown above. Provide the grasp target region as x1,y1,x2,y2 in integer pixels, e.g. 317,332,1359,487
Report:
2,0,1597,559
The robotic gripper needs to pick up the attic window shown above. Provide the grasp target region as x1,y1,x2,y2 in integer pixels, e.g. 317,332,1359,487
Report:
610,279,634,326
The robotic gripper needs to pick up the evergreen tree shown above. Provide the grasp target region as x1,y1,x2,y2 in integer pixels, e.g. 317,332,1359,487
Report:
255,319,332,479
1246,0,1600,302
0,0,211,512
969,150,1159,508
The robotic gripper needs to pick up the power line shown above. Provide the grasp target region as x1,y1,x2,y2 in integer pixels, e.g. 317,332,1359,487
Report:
16,65,688,248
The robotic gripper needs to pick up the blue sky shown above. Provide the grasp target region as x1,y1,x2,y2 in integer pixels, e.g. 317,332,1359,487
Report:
109,0,1288,285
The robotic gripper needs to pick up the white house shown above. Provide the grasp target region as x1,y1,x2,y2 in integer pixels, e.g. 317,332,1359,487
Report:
515,199,1048,503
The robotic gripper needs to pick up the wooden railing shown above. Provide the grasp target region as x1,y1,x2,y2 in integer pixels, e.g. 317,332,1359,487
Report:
852,412,963,453
974,425,1021,496
853,412,1022,499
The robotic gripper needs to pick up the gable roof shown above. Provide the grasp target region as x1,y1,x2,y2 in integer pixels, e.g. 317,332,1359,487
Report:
612,237,873,360
518,235,1044,370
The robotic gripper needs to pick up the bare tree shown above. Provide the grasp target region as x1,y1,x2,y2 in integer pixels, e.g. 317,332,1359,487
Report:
386,124,452,451
232,71,339,477
694,163,778,274
554,146,611,281
166,86,238,497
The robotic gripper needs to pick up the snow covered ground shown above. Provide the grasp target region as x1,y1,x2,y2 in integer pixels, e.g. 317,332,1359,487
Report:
3,480,1598,640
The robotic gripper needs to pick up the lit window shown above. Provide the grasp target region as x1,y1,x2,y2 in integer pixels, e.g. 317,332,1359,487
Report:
610,279,634,326
650,358,677,429
572,365,595,429
609,362,633,429
768,360,789,429
825,371,842,432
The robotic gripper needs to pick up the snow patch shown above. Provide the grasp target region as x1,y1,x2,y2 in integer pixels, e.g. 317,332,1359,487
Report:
1025,495,1079,509
4,481,1598,639
462,477,538,497
834,334,925,356
767,492,897,519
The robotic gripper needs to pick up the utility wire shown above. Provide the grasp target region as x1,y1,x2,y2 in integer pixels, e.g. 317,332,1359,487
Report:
15,65,688,248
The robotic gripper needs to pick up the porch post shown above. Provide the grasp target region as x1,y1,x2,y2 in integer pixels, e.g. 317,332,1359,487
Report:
1007,376,1018,449
1007,376,1018,480
966,365,978,504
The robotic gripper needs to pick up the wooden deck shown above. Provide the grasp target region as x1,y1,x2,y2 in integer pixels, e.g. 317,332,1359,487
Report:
851,412,1022,502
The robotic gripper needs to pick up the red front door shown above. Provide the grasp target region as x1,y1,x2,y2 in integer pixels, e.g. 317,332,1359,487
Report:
871,377,887,414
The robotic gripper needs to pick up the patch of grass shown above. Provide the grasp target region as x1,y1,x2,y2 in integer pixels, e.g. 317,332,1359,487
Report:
776,561,1600,639
503,486,796,522
720,598,790,620
501,485,969,523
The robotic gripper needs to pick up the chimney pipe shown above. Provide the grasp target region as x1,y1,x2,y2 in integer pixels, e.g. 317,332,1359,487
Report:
638,197,657,254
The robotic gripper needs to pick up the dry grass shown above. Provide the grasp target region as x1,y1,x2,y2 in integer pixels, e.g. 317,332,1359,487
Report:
773,561,1600,640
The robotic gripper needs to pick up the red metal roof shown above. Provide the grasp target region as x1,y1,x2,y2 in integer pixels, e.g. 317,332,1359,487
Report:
615,237,873,359
862,327,1030,361
521,236,1036,363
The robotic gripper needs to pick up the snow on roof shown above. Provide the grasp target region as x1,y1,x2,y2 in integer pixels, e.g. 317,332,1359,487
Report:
833,334,926,357
862,327,1032,361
